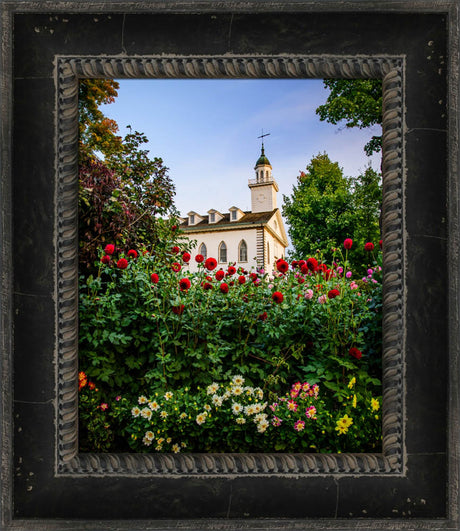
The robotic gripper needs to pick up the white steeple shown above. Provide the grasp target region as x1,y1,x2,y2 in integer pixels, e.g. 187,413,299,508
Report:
248,140,279,213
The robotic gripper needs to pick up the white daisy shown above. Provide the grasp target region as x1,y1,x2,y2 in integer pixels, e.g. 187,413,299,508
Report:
232,402,243,415
144,431,155,441
232,375,245,386
232,386,244,396
149,400,160,411
140,407,153,420
196,412,207,425
212,394,223,407
257,419,269,433
206,382,220,395
172,443,180,453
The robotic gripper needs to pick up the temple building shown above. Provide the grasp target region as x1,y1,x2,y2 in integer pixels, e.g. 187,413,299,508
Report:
180,144,288,275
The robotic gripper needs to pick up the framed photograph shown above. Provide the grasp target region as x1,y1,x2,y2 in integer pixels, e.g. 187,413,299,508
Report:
1,1,459,529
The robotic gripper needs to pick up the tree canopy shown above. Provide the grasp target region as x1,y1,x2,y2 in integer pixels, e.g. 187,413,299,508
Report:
315,79,383,156
78,79,178,275
282,153,381,273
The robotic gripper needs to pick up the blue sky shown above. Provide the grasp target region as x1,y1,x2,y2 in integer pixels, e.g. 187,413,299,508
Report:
101,79,381,218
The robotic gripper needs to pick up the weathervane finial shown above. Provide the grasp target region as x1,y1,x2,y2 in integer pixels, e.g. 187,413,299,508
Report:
257,130,270,153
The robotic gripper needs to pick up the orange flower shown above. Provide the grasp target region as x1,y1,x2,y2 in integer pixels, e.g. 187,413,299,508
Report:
78,371,87,391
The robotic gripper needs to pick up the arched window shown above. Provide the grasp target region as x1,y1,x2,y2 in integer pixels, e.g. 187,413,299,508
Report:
266,170,269,179
199,243,207,260
239,240,248,262
219,241,227,263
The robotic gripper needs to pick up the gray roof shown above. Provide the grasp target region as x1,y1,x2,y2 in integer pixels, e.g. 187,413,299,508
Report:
181,210,277,230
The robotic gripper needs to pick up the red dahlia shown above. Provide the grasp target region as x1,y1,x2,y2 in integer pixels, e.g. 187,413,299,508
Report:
349,347,363,360
215,270,225,281
127,249,138,259
151,273,159,284
328,289,340,299
101,255,110,264
379,239,383,249
343,238,353,250
272,291,284,304
171,262,181,272
238,275,246,285
220,282,229,294
258,312,268,321
172,305,185,315
195,254,204,263
117,258,128,269
179,278,191,291
104,244,115,255
227,266,236,275
300,264,309,275
276,260,289,274
182,252,191,263
203,282,212,290
364,242,375,252
171,246,180,254
205,257,217,271
306,257,318,271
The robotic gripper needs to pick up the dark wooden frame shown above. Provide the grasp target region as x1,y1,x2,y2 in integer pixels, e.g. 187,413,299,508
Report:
1,1,459,529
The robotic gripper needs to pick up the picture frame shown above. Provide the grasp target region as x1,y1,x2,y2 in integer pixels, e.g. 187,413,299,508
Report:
1,1,459,529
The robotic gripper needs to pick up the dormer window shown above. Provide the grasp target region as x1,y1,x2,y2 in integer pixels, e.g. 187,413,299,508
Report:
189,214,195,225
210,213,215,223
231,210,237,220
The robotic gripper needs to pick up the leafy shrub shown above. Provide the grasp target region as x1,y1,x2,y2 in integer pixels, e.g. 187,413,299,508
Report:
78,238,382,453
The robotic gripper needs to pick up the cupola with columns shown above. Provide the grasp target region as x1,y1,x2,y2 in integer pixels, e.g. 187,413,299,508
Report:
248,140,279,213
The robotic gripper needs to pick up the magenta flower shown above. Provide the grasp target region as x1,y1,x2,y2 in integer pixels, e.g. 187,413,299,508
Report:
294,420,305,431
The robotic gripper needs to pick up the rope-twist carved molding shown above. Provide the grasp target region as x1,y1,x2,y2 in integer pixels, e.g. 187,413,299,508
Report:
56,55,404,476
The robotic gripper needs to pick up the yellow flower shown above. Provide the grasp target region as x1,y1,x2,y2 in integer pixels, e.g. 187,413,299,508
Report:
348,377,356,389
371,398,380,411
352,395,357,408
335,424,349,435
335,414,353,435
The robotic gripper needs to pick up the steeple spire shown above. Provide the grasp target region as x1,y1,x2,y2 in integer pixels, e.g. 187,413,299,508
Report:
258,130,270,154
249,136,278,213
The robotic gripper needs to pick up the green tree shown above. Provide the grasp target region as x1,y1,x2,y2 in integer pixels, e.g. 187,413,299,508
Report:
316,79,382,156
282,153,354,264
282,153,381,273
351,165,381,242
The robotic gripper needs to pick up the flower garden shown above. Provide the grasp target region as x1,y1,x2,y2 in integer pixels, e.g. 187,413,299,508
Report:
78,236,382,454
